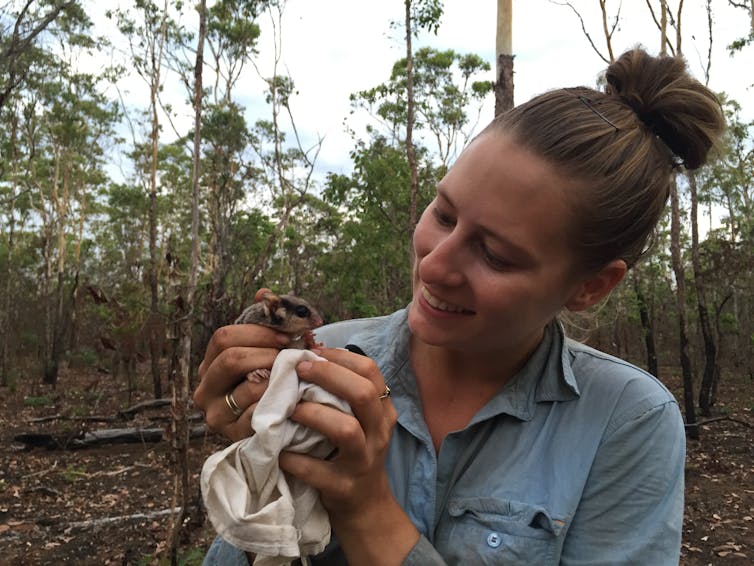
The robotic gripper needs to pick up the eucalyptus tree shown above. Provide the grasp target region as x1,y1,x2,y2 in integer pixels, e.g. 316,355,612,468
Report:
195,0,271,333
321,137,440,319
167,0,205,545
108,0,186,397
696,96,754,405
0,101,34,385
352,47,493,170
402,0,443,234
0,0,91,384
0,0,86,111
495,0,513,115
238,2,325,313
16,60,118,385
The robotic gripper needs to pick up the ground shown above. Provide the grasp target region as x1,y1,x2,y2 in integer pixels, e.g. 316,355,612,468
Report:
0,363,751,565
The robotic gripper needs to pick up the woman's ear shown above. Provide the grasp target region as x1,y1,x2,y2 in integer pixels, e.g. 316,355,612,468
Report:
565,259,627,312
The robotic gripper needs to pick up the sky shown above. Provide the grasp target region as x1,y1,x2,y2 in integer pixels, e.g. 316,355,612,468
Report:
94,0,754,180
236,0,754,177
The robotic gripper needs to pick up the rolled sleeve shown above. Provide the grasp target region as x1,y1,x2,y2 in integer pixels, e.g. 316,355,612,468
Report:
402,534,448,565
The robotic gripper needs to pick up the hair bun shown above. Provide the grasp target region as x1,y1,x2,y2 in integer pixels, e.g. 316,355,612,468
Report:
605,47,724,170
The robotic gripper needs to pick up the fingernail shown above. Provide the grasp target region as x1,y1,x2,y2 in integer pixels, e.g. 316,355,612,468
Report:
297,361,313,374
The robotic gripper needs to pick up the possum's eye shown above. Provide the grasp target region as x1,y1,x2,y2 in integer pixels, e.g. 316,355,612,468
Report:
294,305,311,318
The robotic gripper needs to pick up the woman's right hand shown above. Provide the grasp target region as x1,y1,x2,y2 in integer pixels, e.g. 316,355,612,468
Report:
192,324,291,442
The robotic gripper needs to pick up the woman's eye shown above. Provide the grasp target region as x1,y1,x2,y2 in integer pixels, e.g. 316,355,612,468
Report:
432,207,454,227
481,245,510,270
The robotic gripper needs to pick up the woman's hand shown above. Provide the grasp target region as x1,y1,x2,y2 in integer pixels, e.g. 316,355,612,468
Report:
193,324,291,442
279,348,419,564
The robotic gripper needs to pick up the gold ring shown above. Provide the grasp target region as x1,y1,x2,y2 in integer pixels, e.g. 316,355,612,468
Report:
378,385,391,400
225,392,243,417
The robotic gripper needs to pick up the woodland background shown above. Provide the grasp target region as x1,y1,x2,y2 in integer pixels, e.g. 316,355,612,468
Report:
0,0,753,564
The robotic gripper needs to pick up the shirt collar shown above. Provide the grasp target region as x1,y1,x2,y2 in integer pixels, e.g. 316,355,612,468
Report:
345,308,580,425
472,320,581,423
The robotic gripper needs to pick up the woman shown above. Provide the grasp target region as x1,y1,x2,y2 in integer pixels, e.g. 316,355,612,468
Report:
195,48,725,565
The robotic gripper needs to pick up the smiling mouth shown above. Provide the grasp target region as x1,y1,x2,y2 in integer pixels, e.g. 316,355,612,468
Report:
421,287,474,314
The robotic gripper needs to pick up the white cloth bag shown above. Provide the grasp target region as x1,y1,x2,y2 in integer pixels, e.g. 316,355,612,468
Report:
201,349,351,566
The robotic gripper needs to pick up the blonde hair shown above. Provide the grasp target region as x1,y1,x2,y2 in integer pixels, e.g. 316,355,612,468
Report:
486,47,725,271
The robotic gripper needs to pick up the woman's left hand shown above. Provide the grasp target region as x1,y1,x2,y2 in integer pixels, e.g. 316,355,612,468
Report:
279,348,418,564
280,347,397,514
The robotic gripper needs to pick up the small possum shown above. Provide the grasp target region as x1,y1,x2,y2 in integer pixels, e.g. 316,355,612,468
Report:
235,288,323,382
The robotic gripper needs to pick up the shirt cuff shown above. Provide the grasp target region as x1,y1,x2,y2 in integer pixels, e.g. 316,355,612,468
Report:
402,535,448,565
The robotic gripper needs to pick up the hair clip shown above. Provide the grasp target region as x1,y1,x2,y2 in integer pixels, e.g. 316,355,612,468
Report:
561,89,620,132
576,95,620,132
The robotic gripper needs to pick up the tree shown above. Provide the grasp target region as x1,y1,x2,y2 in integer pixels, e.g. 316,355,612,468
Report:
109,0,181,398
494,0,513,116
352,47,492,169
166,0,206,562
400,0,443,237
0,0,84,111
197,0,267,334
321,137,439,318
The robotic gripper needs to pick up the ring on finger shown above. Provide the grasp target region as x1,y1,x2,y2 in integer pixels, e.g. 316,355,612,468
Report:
225,391,244,417
378,384,391,400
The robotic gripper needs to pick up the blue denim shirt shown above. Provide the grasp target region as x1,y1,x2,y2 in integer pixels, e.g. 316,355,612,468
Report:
204,307,685,565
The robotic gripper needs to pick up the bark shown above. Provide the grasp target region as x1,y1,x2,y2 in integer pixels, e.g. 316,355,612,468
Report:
689,172,718,416
41,147,61,385
494,0,514,116
405,0,419,241
669,177,698,439
146,1,170,400
632,271,658,377
46,157,73,386
169,2,206,560
598,0,615,62
660,0,668,55
1,112,20,386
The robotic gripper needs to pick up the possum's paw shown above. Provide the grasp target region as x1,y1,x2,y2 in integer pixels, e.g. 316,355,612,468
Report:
303,331,323,350
246,368,271,383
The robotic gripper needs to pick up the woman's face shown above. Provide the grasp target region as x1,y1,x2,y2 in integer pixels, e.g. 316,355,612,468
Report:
409,132,586,356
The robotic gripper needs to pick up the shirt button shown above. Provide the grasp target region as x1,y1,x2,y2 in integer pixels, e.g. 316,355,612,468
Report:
486,532,502,548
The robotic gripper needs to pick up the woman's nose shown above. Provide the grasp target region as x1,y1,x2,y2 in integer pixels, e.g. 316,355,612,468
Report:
418,232,466,287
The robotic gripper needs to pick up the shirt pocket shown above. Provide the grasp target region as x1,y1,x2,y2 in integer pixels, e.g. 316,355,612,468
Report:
443,497,567,565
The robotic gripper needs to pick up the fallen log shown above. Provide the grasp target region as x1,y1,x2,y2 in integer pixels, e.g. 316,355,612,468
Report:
685,415,753,429
13,424,209,450
117,398,172,419
29,414,118,424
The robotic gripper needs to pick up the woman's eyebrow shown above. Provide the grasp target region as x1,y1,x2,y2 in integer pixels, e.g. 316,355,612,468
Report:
436,186,536,265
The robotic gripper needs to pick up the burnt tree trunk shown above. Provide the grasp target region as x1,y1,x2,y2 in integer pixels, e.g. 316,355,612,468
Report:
633,271,658,377
689,172,719,416
669,176,698,439
494,0,514,117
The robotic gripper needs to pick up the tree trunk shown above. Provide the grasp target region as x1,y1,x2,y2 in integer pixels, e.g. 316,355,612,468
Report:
146,2,170,400
405,0,419,238
632,270,658,377
46,159,73,386
168,0,206,561
43,149,62,385
669,176,698,438
1,112,20,386
689,172,718,416
494,0,514,116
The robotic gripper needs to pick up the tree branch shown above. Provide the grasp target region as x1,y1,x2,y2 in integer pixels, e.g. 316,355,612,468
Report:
548,1,611,64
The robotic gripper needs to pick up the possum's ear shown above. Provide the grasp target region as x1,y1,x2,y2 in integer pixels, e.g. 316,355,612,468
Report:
253,287,274,303
259,290,281,319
